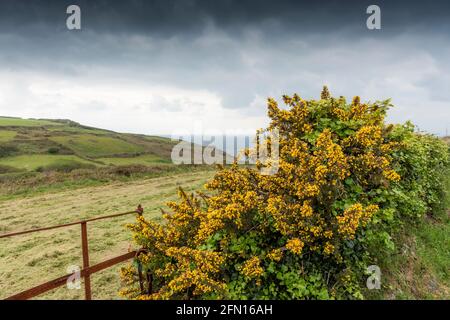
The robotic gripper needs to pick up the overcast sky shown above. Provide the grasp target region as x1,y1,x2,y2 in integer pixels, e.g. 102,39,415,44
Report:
0,0,449,135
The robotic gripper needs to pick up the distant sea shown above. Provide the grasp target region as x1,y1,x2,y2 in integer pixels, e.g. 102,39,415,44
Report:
161,134,256,158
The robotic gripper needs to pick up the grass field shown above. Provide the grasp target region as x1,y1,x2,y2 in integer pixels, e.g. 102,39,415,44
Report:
0,154,98,171
0,117,217,180
0,116,184,173
0,130,16,142
0,169,214,299
50,135,146,158
98,154,171,166
46,126,112,135
0,117,63,127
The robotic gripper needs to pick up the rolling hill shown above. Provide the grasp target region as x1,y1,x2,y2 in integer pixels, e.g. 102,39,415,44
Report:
0,116,178,174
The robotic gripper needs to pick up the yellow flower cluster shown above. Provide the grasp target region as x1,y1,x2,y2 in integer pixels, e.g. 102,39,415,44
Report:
324,230,333,239
166,269,226,296
380,141,402,153
321,86,331,100
349,99,368,120
354,125,382,147
163,247,227,296
323,242,335,255
332,107,348,121
348,150,400,184
285,238,304,255
266,248,284,262
240,256,264,278
196,190,258,243
119,265,138,287
138,252,152,264
266,197,318,237
336,204,379,239
302,123,313,133
165,247,224,274
383,169,401,182
314,129,350,182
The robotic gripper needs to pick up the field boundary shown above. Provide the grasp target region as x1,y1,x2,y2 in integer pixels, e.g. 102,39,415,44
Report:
0,206,143,300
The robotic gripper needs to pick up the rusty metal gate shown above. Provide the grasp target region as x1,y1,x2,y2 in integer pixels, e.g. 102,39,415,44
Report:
0,205,144,300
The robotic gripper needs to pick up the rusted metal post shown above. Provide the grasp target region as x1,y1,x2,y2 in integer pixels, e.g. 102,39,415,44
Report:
136,204,143,216
81,221,92,300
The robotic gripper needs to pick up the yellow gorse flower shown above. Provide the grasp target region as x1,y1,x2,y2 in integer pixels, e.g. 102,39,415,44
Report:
323,242,335,255
285,238,304,255
266,248,284,262
240,256,264,278
336,204,379,239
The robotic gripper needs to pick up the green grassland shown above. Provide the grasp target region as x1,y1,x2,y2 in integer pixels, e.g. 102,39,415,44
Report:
50,135,146,158
98,154,171,166
0,117,64,127
0,155,98,171
0,131,16,142
0,116,179,173
46,126,113,135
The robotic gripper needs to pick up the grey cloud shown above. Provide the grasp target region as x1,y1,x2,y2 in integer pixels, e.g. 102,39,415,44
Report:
2,1,450,37
0,1,449,135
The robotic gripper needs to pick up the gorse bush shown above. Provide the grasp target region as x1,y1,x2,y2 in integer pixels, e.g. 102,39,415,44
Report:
120,87,449,300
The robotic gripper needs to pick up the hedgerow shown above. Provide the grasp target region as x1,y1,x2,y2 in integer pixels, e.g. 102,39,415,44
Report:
119,87,449,300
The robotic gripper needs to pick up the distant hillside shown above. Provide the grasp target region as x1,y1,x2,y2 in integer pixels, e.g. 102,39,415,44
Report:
0,116,179,174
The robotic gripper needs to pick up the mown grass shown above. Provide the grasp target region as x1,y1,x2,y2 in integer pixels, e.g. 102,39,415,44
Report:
0,164,214,201
0,169,215,299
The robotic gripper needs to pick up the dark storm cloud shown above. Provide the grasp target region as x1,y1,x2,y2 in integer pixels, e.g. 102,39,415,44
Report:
0,1,449,135
1,0,450,36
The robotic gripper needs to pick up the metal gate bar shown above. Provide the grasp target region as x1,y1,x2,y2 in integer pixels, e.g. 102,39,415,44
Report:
0,206,143,300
